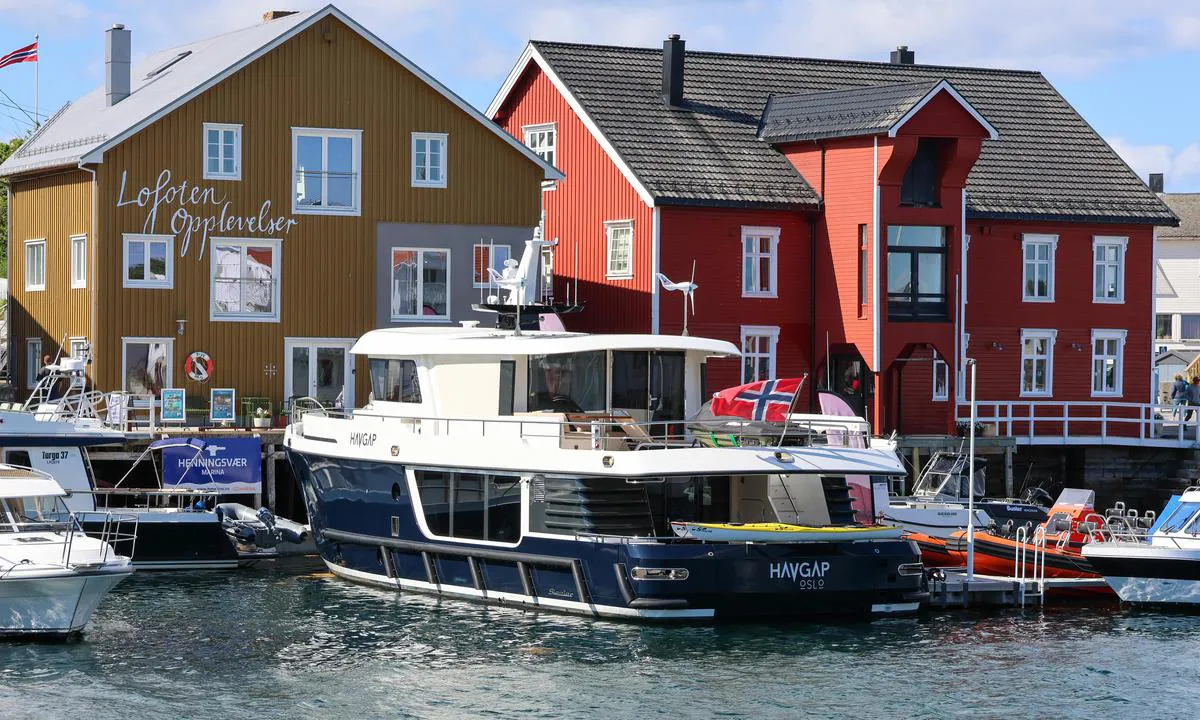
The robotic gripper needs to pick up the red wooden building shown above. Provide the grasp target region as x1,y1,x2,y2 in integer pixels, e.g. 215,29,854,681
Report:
489,38,1178,441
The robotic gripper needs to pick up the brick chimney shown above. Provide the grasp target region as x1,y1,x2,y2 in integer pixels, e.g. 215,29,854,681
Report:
1150,172,1164,193
105,24,131,107
890,45,915,65
262,10,298,23
662,34,685,107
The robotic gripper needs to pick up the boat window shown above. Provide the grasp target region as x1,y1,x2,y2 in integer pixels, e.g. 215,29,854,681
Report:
527,351,606,413
611,351,686,422
5,451,31,468
644,476,731,536
415,469,521,542
1163,502,1200,533
498,360,515,416
369,358,421,403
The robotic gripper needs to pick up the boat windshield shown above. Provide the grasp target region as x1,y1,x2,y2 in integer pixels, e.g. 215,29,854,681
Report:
1160,501,1200,534
1050,488,1095,509
911,454,985,500
0,495,71,532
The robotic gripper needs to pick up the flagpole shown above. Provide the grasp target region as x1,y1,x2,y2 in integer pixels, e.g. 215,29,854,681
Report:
775,373,809,449
34,34,39,128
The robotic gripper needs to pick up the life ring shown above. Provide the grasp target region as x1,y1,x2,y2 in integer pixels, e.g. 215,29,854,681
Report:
185,351,213,383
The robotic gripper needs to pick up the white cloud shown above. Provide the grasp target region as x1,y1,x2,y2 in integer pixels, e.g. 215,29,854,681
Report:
1108,136,1200,192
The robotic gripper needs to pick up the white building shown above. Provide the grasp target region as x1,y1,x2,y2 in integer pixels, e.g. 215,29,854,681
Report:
1155,177,1200,397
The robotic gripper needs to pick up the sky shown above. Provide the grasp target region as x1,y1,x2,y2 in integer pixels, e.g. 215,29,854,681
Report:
0,0,1198,190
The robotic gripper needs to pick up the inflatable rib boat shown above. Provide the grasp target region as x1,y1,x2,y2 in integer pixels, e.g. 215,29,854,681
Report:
670,521,904,543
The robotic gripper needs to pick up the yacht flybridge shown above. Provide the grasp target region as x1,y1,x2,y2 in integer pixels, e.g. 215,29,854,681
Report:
286,325,926,621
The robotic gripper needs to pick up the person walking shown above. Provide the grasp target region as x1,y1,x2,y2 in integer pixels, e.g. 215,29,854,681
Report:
1172,374,1190,421
1186,377,1200,423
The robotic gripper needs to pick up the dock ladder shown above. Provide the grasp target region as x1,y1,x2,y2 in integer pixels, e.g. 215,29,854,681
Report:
1013,525,1046,607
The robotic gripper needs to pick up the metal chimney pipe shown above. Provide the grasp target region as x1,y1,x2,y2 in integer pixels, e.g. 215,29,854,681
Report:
106,24,131,107
662,34,685,107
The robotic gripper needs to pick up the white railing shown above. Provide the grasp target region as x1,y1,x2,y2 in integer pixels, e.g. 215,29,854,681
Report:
295,403,876,452
957,400,1200,447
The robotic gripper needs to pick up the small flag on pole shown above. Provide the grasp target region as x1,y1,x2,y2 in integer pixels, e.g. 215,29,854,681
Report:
0,41,38,70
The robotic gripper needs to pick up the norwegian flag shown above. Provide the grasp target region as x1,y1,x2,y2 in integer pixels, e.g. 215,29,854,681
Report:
0,41,37,70
710,378,804,422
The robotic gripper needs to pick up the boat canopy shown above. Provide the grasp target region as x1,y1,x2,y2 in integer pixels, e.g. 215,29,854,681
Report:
148,438,209,452
351,327,739,359
0,466,67,498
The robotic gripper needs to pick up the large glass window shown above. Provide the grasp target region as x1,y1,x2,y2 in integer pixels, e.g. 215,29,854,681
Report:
415,470,521,543
611,351,686,422
1091,330,1126,397
1093,236,1127,303
742,226,779,298
211,240,279,320
741,326,779,383
412,132,447,188
1020,329,1055,397
122,338,172,396
123,234,173,289
1183,315,1200,341
203,123,241,181
24,239,45,292
293,128,361,214
1022,234,1056,301
887,225,947,321
390,248,449,321
528,351,606,413
369,358,421,403
606,220,633,278
899,138,945,207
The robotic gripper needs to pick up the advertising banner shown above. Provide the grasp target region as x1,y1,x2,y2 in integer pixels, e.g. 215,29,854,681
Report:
161,389,186,423
162,437,261,492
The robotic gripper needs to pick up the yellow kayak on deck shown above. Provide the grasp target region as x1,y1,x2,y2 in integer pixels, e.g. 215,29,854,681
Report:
669,521,904,543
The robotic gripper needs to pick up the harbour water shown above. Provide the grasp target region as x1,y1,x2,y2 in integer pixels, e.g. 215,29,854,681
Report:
1,559,1196,719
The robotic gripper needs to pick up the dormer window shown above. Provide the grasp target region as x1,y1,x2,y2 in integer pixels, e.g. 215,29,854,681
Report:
900,138,946,207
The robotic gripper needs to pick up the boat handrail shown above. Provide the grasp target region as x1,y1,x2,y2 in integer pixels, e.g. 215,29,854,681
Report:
295,408,876,450
74,486,221,511
61,510,139,565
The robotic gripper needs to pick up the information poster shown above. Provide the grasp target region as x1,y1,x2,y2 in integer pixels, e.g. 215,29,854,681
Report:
160,389,186,424
210,388,236,424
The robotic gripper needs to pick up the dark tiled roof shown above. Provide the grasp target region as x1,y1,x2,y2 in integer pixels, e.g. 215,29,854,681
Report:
530,41,1177,224
1158,194,1200,239
758,80,942,143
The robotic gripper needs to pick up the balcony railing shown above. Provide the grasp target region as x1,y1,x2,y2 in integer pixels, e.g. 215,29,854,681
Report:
956,400,1200,447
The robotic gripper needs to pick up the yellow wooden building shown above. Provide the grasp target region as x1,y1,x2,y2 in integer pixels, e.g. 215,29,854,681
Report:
1,6,559,415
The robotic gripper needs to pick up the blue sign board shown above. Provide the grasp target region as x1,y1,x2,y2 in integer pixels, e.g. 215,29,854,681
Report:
163,437,261,492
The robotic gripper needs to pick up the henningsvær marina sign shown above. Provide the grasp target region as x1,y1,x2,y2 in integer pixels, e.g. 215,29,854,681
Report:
116,169,298,258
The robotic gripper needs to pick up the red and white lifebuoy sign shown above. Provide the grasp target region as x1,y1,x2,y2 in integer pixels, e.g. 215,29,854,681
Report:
185,351,213,383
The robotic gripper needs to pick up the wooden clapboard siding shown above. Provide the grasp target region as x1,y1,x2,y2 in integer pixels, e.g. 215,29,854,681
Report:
8,169,93,388
82,14,542,403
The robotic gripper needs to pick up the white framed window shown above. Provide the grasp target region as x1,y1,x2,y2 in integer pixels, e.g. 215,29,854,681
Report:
1020,329,1056,397
523,123,556,167
123,234,174,289
932,355,948,401
741,325,780,383
473,244,512,288
742,226,779,298
25,337,42,389
24,239,45,292
68,337,89,361
391,248,450,321
1093,236,1127,303
70,234,87,289
121,337,173,396
605,220,633,279
203,122,242,180
285,338,356,409
411,132,447,188
210,239,281,322
1091,329,1126,397
1022,233,1056,301
292,127,362,215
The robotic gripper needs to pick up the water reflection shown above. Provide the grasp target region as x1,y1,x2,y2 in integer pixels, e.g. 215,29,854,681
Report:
2,563,1200,719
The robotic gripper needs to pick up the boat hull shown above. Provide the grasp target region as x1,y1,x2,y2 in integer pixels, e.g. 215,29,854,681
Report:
288,449,925,621
1083,543,1200,605
0,566,132,637
81,512,241,571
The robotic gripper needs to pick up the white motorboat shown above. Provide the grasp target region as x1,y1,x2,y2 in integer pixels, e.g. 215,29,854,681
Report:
1083,488,1200,604
0,465,136,637
874,451,1049,538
